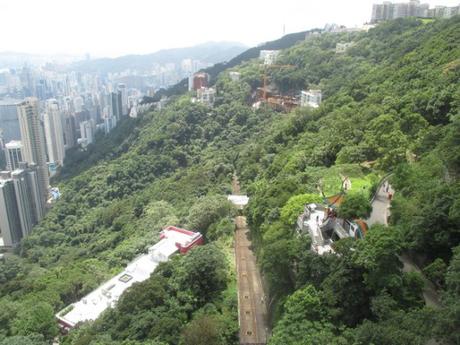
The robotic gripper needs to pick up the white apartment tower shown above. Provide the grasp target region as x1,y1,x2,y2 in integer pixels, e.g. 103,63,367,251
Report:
11,169,35,236
79,120,95,147
17,98,49,205
5,140,23,171
44,99,66,166
0,177,23,246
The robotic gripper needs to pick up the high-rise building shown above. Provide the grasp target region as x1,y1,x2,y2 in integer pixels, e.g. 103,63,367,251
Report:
0,164,44,247
111,91,122,120
73,96,84,113
79,120,95,147
62,112,77,150
20,66,35,97
104,116,117,134
371,0,457,22
0,99,22,142
0,176,22,247
11,169,35,236
21,162,44,224
5,140,23,171
117,83,128,116
17,98,49,205
44,99,66,166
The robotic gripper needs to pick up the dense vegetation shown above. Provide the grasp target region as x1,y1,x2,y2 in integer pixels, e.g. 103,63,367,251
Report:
0,16,459,345
240,17,460,344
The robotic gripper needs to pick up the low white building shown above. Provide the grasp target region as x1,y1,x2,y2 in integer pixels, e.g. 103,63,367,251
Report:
297,203,368,255
301,90,322,108
259,50,280,65
229,71,241,82
56,226,203,332
227,195,249,209
197,87,216,107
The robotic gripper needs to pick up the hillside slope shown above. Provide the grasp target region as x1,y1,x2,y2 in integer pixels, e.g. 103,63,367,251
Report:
69,41,247,74
0,17,459,345
152,29,313,99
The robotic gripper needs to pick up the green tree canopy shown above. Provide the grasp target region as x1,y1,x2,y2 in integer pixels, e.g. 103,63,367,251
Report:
280,193,323,225
338,193,372,220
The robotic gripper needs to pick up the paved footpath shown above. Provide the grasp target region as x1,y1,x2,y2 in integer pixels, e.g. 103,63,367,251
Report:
367,181,393,227
367,180,441,308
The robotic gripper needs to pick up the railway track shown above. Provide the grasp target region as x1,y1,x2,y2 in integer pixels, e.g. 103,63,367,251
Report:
235,216,268,344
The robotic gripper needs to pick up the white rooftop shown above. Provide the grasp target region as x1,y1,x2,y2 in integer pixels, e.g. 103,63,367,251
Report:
227,195,249,207
57,227,201,328
5,140,23,149
303,204,334,255
305,203,325,242
316,244,333,255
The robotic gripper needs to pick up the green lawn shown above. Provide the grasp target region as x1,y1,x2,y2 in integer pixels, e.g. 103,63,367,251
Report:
318,164,380,198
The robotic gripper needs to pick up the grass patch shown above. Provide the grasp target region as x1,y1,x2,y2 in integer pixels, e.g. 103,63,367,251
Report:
306,164,381,198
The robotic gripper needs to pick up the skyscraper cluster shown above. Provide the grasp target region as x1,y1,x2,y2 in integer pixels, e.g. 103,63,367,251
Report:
0,99,46,247
0,165,45,247
371,0,460,23
0,47,218,248
0,67,141,247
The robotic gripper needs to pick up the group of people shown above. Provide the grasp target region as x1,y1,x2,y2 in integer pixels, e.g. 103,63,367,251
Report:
383,181,393,200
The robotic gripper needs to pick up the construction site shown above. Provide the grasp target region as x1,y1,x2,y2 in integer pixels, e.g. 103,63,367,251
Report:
254,51,321,112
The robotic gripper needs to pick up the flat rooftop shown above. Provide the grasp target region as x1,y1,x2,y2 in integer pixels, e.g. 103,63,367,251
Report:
56,227,202,329
227,195,249,208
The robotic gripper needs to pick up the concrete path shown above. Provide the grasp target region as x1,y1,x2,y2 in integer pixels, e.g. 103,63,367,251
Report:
367,181,393,227
367,180,441,308
400,253,441,308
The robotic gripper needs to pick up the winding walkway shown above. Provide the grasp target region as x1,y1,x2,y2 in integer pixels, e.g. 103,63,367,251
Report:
367,180,441,308
367,181,393,227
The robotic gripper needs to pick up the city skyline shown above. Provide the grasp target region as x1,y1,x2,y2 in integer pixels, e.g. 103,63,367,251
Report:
1,0,459,58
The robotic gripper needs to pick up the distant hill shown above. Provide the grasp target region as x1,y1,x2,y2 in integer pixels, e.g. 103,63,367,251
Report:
152,29,314,99
68,42,248,74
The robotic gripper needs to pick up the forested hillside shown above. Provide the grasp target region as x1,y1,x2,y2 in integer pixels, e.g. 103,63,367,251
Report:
0,17,459,345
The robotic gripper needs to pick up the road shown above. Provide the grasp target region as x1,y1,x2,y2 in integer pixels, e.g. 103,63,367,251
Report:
367,180,441,308
232,174,269,345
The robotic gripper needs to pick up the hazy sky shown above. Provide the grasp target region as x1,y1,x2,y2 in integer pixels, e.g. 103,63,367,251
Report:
0,0,458,58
